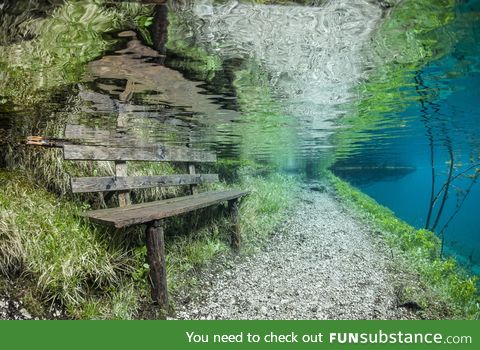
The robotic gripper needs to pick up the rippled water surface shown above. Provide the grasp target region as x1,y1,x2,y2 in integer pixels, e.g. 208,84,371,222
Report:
1,0,479,271
332,0,480,271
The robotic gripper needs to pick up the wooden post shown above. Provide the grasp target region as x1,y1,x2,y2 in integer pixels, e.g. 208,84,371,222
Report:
188,164,198,195
116,80,135,207
186,132,198,195
228,199,240,249
115,161,130,207
145,220,168,310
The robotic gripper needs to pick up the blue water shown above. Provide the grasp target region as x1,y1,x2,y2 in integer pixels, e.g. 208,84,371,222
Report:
333,0,480,272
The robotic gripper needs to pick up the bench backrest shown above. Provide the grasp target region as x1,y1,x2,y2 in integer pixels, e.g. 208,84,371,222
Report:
64,124,219,207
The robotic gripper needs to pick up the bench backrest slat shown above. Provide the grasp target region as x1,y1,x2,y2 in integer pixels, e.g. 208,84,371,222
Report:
64,144,216,163
71,174,219,193
62,123,218,205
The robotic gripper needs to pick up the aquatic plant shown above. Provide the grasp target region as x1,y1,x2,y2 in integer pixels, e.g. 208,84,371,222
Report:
328,173,479,319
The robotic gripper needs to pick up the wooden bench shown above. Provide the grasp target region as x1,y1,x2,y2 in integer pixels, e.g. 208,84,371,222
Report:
28,130,249,310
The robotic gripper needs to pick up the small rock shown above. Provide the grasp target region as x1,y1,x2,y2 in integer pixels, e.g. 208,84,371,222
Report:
20,308,32,319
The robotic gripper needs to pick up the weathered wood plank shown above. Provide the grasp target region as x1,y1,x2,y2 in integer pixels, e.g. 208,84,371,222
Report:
115,161,131,206
84,190,249,228
64,123,191,146
145,220,168,309
188,164,198,195
63,144,216,163
71,174,219,193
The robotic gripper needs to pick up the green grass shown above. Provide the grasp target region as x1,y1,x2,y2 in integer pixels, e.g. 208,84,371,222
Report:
0,170,140,318
0,167,297,319
328,172,480,319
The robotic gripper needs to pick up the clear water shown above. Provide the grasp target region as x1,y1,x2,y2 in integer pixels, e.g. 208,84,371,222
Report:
168,0,382,164
0,1,479,272
332,0,480,272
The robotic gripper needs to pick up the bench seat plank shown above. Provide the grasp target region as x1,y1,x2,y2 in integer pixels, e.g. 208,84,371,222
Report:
84,190,249,228
71,174,219,193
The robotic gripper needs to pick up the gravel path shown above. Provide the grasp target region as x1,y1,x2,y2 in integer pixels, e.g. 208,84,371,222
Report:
174,185,417,320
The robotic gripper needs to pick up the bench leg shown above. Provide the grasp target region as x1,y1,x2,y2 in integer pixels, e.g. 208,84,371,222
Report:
228,199,240,249
145,220,168,310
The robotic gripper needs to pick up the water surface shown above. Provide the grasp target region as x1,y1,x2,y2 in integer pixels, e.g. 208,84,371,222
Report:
1,0,479,272
332,0,480,272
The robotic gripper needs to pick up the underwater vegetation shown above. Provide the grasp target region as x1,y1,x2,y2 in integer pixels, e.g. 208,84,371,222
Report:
1,0,478,321
329,173,479,319
0,167,297,318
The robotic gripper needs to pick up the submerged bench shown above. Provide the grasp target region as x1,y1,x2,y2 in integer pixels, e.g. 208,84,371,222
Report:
29,131,248,310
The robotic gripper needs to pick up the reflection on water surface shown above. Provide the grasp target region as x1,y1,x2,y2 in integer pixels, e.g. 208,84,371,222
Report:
0,0,479,271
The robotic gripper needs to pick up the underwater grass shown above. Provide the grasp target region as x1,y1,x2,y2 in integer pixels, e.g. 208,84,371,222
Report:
328,172,479,319
0,166,297,318
0,170,141,318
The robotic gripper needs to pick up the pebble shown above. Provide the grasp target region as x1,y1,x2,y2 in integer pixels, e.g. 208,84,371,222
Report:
173,187,417,320
20,308,32,319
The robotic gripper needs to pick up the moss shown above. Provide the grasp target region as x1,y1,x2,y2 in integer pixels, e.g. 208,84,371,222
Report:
328,172,480,319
